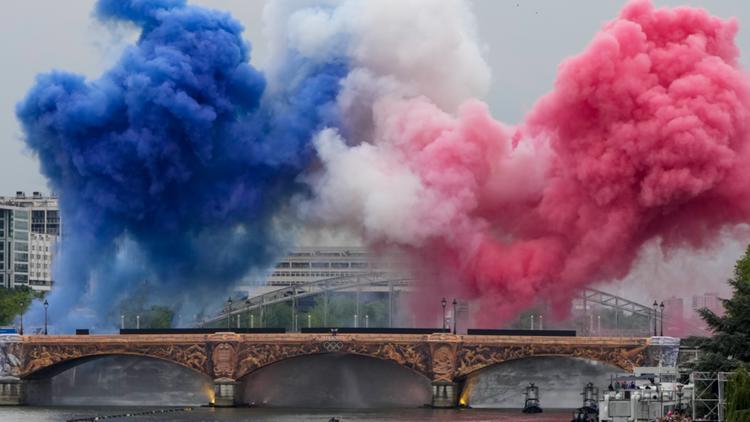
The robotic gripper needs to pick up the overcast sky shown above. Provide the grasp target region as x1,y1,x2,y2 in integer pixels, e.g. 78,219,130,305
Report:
2,1,748,195
1,1,747,303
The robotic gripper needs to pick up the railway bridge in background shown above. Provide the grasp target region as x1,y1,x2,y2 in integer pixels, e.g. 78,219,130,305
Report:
0,332,679,407
205,272,664,335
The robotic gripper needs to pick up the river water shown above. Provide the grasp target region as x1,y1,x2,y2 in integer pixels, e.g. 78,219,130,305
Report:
0,406,574,421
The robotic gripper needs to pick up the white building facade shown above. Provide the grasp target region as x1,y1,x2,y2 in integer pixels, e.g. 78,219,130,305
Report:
0,192,59,291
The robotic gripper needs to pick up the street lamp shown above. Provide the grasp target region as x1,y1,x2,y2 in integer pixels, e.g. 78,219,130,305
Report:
226,297,233,330
308,314,312,329
136,315,140,329
18,301,23,335
659,301,665,336
441,298,447,330
452,299,458,334
365,314,369,328
245,299,251,328
652,301,658,337
43,299,49,335
121,314,125,330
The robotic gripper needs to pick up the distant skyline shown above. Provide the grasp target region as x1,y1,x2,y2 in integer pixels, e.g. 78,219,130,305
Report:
2,0,748,194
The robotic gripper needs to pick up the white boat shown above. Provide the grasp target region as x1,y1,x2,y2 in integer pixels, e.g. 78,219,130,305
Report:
598,367,692,422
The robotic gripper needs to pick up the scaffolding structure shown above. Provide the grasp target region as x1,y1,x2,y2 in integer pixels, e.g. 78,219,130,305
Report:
691,372,732,422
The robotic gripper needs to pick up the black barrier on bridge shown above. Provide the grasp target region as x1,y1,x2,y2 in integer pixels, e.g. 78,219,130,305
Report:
119,328,286,335
300,327,450,334
466,329,576,336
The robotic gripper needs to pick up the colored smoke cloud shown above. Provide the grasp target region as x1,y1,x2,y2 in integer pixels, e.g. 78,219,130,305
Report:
16,0,345,329
16,0,750,328
306,0,750,323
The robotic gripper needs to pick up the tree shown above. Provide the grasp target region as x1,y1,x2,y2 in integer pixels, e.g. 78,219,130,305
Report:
726,366,750,422
693,245,750,372
0,286,43,326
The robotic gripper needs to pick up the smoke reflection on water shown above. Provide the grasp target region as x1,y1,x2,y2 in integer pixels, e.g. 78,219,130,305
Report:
24,355,212,406
241,353,431,408
463,356,625,409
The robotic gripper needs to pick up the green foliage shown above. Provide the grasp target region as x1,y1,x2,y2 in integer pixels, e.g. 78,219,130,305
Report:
0,286,43,326
228,293,395,330
693,244,750,371
116,289,175,329
727,366,750,422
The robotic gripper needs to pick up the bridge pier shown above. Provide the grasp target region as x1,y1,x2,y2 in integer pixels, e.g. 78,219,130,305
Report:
0,377,23,406
431,381,457,408
211,378,239,407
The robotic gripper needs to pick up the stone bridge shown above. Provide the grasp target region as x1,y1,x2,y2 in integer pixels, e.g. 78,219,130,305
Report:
0,333,677,407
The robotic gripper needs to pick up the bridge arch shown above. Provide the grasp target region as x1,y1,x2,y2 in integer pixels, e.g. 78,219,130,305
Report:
21,353,214,407
234,341,433,381
22,352,209,380
454,341,645,379
19,343,210,380
236,350,433,382
458,355,626,409
237,352,432,408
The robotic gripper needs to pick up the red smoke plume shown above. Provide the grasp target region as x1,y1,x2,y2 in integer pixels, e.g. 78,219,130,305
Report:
381,0,750,323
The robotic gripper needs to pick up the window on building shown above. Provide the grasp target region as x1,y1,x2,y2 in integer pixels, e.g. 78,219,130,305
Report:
14,274,28,284
14,242,28,252
331,262,349,268
291,262,310,268
14,263,28,273
275,262,290,268
14,252,28,262
351,262,369,269
311,262,330,268
14,220,28,231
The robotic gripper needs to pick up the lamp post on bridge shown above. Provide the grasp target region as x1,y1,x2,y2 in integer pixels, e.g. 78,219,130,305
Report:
452,298,457,335
441,297,447,331
121,314,125,330
43,299,48,335
136,315,140,329
226,297,233,330
18,301,23,335
245,299,251,328
652,300,658,336
659,301,665,336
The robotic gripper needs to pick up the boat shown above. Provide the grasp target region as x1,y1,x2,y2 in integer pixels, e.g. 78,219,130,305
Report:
572,382,599,422
597,367,692,422
522,382,543,413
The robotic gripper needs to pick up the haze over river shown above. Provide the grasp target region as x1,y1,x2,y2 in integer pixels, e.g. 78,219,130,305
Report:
0,407,573,421
2,353,617,421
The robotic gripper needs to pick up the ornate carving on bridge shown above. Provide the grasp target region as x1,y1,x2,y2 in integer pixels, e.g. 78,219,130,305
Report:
455,342,648,378
19,342,210,378
210,343,238,379
235,340,432,380
430,343,456,382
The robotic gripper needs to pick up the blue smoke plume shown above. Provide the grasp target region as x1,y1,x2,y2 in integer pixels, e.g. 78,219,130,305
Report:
16,0,346,330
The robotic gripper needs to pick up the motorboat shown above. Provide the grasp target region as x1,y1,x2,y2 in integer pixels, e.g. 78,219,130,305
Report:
522,382,543,413
572,382,599,422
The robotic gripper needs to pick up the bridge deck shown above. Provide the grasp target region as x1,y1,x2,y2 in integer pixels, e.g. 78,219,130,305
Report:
16,333,650,347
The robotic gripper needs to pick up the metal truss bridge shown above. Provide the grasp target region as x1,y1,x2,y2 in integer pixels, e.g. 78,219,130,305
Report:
202,273,661,333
